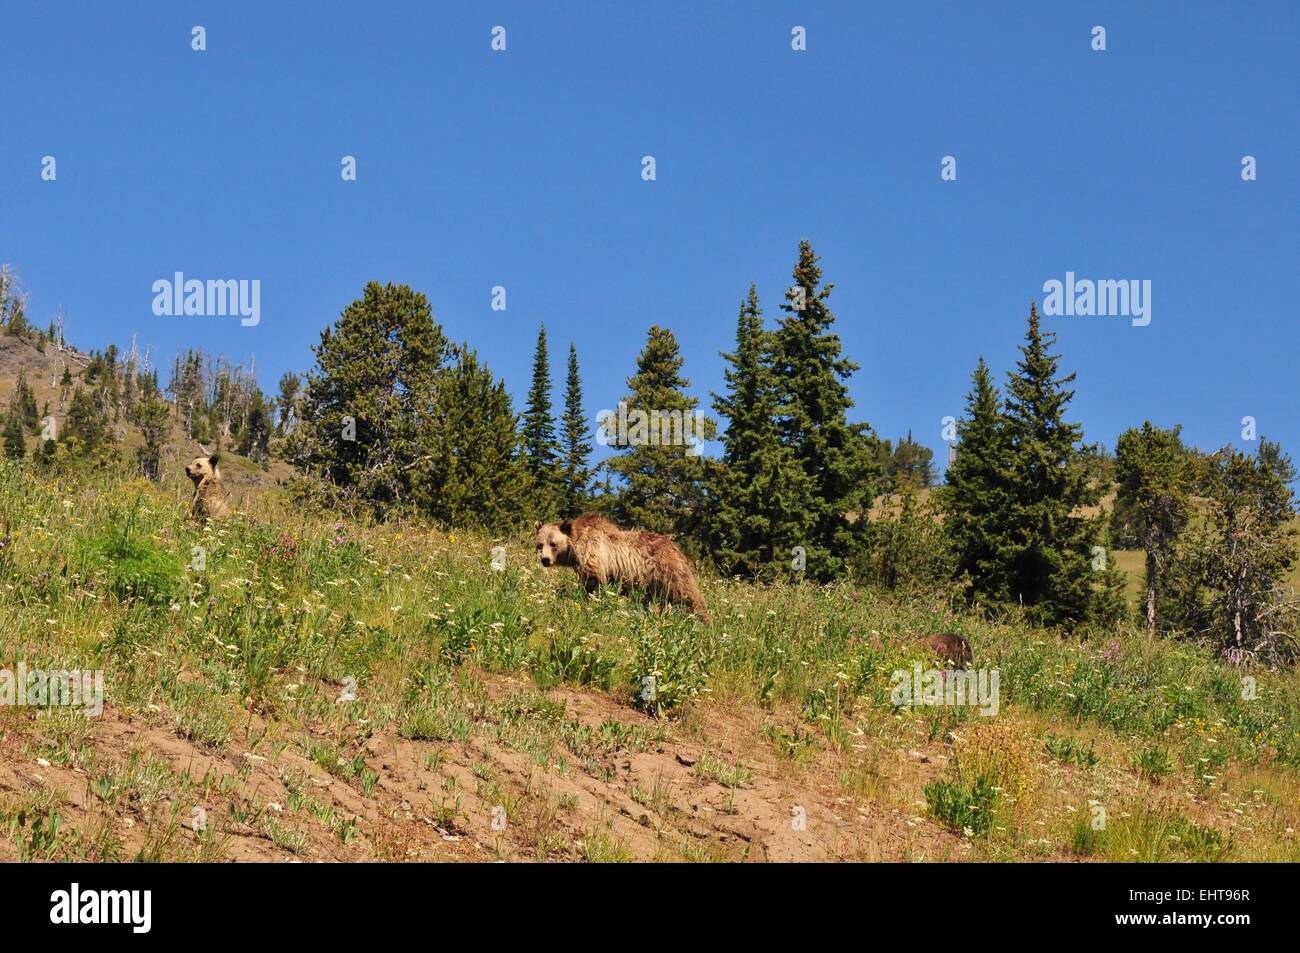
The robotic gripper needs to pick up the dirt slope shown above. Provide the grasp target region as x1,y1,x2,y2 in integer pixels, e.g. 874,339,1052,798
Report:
0,669,961,863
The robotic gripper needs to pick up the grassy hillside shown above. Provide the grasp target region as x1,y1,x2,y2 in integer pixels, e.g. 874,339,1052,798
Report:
0,464,1297,862
0,331,291,496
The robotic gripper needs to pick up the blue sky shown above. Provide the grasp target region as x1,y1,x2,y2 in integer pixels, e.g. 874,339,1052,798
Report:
3,1,1297,468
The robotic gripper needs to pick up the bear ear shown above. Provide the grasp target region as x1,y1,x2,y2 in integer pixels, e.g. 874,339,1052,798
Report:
534,520,542,532
208,453,221,467
559,518,574,536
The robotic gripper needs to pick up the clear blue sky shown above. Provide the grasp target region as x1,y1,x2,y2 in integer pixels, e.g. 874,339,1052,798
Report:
3,2,1297,468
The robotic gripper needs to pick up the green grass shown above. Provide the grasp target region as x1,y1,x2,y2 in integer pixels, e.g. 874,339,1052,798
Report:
925,776,998,836
1,461,1298,861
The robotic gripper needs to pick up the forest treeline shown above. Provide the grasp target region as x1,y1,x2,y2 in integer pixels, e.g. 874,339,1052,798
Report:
1,246,1296,661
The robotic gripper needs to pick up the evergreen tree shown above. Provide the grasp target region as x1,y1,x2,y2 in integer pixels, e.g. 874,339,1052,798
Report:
890,432,937,490
942,357,1013,605
12,368,38,434
168,350,207,438
1001,304,1104,625
122,363,137,418
1114,422,1193,632
132,373,171,482
1163,442,1298,661
414,345,527,531
3,412,25,460
605,326,716,543
276,371,302,434
239,391,273,463
64,386,105,454
288,282,449,512
710,284,808,576
521,324,561,508
559,343,592,515
869,479,951,590
771,241,878,579
5,294,27,336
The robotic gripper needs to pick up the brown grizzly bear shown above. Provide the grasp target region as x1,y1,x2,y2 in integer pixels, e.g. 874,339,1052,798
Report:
535,514,709,622
185,452,230,521
915,632,974,669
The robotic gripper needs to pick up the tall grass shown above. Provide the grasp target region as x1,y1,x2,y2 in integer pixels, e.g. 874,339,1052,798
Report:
1,460,1297,860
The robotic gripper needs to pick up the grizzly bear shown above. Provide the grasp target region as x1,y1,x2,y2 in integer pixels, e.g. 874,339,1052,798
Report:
535,514,709,622
915,632,974,669
185,453,230,521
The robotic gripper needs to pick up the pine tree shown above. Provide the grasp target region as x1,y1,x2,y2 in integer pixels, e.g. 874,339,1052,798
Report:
3,412,25,460
64,386,105,454
13,368,38,434
414,345,528,531
288,282,449,512
521,324,560,509
239,392,273,463
5,293,28,336
890,432,937,489
771,241,878,580
605,326,716,543
869,479,951,590
559,343,592,515
1001,304,1103,625
132,372,171,482
1164,443,1298,662
710,284,808,576
276,372,302,435
1115,422,1193,632
942,357,1013,604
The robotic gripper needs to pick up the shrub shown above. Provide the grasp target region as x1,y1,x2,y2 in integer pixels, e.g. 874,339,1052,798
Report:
92,525,182,606
534,633,618,692
925,776,998,836
630,620,712,717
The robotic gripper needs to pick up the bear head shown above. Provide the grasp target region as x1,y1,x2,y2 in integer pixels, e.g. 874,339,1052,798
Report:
186,453,221,486
534,519,576,568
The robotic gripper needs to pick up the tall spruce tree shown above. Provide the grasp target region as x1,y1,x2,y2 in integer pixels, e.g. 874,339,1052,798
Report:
606,326,715,543
559,343,592,515
288,282,448,512
771,241,877,580
942,357,1014,605
1001,304,1104,624
522,324,561,508
710,284,808,576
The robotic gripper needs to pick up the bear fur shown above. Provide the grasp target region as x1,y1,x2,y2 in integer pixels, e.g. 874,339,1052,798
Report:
915,632,974,669
535,514,709,622
185,453,230,521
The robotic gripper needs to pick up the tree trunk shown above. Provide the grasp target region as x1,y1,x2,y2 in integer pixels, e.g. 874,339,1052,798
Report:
1144,526,1160,634
1145,548,1157,634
